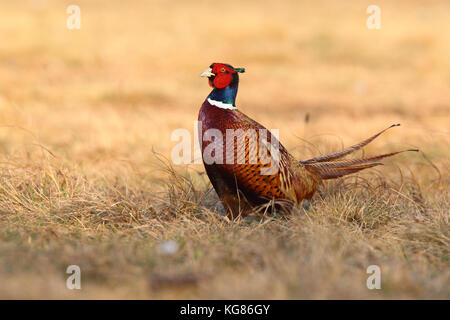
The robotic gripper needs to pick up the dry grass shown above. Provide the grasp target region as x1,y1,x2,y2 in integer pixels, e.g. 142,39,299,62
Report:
0,0,448,299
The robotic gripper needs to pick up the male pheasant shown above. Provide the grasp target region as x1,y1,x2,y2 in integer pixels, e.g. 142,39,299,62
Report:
198,62,415,219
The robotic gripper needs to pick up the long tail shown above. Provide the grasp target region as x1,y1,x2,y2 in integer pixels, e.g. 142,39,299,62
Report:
301,124,418,180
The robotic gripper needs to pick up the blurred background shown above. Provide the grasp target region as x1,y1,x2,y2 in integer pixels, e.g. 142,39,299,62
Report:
1,0,448,167
0,0,448,299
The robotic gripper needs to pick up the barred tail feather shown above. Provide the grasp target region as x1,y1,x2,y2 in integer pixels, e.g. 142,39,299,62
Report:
303,148,418,180
301,123,401,164
312,163,382,180
306,149,417,170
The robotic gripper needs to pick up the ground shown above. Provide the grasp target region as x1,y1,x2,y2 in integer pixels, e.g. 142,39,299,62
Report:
0,0,448,299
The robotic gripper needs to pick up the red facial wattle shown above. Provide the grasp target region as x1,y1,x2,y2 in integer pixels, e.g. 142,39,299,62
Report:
213,72,232,88
210,63,237,89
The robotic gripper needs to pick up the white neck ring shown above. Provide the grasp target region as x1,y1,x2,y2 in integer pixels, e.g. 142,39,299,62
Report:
207,98,237,110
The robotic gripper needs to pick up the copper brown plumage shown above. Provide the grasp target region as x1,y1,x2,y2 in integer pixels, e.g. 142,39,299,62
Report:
198,63,417,219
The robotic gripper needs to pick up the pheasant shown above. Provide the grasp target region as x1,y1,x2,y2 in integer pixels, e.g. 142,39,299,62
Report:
198,62,416,219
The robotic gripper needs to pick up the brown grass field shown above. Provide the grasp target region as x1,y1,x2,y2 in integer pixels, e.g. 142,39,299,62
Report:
0,0,448,299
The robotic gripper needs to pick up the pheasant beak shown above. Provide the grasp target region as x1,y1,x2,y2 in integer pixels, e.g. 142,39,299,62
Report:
200,68,215,78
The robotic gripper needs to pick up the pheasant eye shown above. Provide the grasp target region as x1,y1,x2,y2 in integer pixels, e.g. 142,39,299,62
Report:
220,67,226,73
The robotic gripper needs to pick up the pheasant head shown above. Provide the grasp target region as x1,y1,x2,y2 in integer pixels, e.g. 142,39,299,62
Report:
200,63,245,108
